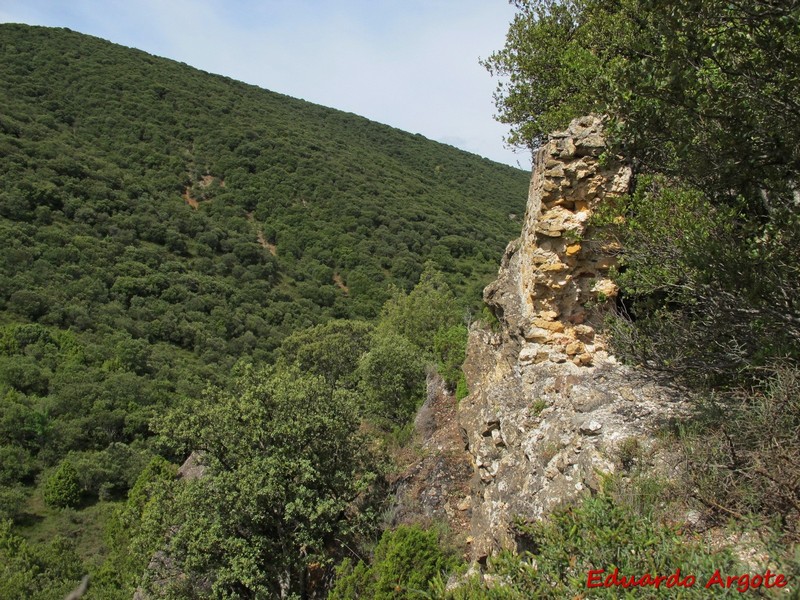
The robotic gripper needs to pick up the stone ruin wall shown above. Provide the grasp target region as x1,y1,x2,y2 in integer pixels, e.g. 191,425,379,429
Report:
459,116,687,562
484,114,631,368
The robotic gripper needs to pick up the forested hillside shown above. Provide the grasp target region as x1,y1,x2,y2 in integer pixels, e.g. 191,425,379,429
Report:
0,24,528,598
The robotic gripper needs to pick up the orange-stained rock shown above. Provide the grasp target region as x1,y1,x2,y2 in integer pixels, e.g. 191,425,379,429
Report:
483,115,631,366
533,318,565,333
565,340,584,355
538,261,568,272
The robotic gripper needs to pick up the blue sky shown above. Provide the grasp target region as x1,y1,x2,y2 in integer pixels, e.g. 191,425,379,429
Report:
0,0,532,169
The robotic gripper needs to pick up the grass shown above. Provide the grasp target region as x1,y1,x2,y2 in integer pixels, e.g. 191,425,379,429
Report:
17,491,121,568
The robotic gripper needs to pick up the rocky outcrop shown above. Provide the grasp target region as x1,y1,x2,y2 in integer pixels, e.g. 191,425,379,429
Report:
459,116,688,561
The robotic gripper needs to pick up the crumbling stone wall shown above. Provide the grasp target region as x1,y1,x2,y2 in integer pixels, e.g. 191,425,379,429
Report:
459,116,687,562
484,115,631,367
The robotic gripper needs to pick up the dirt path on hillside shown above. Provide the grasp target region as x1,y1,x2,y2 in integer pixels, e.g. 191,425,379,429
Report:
247,211,277,256
183,187,199,209
332,273,349,295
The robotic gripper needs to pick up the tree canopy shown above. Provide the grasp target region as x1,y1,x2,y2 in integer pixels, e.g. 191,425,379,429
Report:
128,364,381,598
486,0,800,382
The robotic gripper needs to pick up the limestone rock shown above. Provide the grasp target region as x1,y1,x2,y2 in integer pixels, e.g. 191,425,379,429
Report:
483,116,631,356
458,116,688,563
579,420,603,435
176,451,206,481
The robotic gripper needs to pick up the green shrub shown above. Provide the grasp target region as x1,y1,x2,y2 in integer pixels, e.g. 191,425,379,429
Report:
330,525,457,600
603,177,800,385
329,558,373,600
0,520,83,600
616,436,642,471
0,355,49,396
43,460,81,509
455,373,469,402
681,365,800,538
358,332,426,425
434,324,468,389
530,398,547,416
0,445,34,485
379,266,462,354
91,456,178,599
446,494,742,599
0,486,27,522
65,444,152,499
478,305,501,331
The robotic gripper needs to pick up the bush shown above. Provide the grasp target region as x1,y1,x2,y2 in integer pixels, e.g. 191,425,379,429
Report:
278,319,374,388
330,525,457,600
434,324,468,389
455,373,469,402
65,444,152,499
43,460,81,509
604,177,800,386
447,494,741,599
0,445,34,485
0,355,49,395
0,520,83,599
680,365,800,539
90,456,178,599
0,486,27,522
358,331,426,425
379,266,461,353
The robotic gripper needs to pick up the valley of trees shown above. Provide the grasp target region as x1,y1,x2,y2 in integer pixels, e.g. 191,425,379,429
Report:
0,23,525,599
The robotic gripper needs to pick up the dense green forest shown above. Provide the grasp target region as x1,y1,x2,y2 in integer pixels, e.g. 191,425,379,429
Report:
0,23,528,599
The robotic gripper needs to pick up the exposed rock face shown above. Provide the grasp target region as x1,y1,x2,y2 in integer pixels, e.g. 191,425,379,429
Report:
391,373,473,538
459,116,687,561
